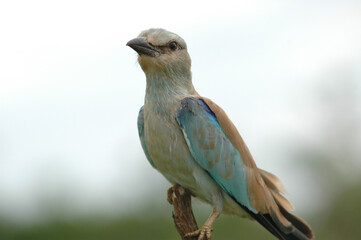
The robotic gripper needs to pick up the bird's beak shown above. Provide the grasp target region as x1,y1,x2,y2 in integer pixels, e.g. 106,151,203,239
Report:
126,37,160,57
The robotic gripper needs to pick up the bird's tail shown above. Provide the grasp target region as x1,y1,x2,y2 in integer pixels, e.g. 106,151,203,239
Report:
242,169,314,240
277,203,314,240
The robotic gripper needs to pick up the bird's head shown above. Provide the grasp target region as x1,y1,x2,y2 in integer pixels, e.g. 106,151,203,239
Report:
127,28,191,76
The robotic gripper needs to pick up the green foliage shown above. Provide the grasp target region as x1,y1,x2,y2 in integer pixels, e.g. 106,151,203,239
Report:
0,217,177,240
316,183,361,240
1,181,360,240
0,215,272,240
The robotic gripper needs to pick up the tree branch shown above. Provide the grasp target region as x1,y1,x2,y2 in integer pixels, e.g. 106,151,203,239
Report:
167,184,199,240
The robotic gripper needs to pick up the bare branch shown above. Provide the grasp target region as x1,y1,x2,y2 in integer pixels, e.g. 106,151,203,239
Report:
167,184,199,240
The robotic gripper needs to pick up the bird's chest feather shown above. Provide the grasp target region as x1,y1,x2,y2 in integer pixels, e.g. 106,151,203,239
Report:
143,102,196,183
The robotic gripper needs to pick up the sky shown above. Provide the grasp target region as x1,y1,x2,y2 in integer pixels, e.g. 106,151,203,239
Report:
0,0,361,223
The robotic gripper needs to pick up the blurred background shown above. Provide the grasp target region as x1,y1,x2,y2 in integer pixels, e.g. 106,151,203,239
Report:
1,0,361,239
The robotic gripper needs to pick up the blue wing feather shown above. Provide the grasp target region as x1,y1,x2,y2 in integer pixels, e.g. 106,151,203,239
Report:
138,106,157,169
176,97,257,213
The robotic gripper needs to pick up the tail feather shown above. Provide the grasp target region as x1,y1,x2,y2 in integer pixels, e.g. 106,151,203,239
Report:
271,191,295,212
258,169,287,194
238,202,288,240
239,202,313,240
278,204,314,239
243,169,315,240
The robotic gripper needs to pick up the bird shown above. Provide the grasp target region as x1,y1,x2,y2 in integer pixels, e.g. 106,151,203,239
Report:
127,28,314,240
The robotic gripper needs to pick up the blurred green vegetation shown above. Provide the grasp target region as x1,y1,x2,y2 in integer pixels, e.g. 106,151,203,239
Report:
0,215,272,240
1,179,361,240
315,182,361,240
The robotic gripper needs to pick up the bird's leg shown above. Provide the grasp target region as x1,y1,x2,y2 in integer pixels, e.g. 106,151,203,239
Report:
185,207,221,240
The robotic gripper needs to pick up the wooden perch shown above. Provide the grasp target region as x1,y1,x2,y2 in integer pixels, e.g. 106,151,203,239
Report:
167,184,199,240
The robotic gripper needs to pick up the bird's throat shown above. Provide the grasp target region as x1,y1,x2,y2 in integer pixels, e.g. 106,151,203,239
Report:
145,72,196,104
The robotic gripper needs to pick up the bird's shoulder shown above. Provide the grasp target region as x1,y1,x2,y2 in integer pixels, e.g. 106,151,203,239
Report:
177,96,256,168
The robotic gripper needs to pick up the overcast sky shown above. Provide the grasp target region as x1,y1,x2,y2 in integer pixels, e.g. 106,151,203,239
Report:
0,0,361,223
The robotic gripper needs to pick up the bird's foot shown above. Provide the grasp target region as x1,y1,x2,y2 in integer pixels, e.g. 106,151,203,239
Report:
185,224,212,240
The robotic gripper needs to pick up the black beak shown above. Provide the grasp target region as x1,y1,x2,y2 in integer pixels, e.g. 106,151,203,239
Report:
126,37,160,57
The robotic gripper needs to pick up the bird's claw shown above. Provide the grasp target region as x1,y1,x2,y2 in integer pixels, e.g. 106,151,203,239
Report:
185,224,212,240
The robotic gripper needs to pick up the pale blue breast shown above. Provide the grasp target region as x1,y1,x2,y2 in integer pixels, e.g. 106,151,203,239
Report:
143,99,222,202
143,102,196,184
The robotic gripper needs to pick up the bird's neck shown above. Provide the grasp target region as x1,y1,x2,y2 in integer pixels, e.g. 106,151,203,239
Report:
145,71,197,107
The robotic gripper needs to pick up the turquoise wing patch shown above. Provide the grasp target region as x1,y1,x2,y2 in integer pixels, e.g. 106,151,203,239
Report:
176,97,257,213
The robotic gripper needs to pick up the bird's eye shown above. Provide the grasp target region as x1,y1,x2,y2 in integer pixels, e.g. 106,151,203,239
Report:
169,41,178,51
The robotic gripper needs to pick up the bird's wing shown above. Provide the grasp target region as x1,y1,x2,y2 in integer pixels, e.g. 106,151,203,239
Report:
138,106,157,169
176,97,313,240
176,97,280,214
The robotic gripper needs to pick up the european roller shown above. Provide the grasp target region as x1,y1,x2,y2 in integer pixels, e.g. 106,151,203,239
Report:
127,28,314,240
